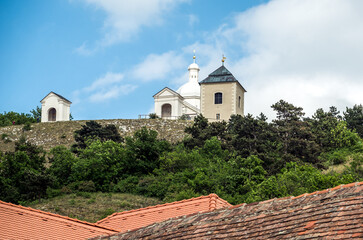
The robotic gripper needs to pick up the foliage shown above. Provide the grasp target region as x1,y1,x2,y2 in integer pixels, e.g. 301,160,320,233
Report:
47,146,77,187
1,100,362,211
271,100,321,166
30,106,42,121
0,111,36,127
71,140,126,191
124,127,171,175
0,138,51,203
72,121,123,152
344,104,363,138
23,122,32,131
184,114,228,149
148,113,159,119
246,162,355,202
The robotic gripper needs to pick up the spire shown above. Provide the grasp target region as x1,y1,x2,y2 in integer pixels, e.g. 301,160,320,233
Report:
193,49,196,63
222,54,226,66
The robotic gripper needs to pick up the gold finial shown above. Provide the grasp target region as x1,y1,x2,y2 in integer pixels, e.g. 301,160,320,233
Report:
222,54,226,65
193,50,196,63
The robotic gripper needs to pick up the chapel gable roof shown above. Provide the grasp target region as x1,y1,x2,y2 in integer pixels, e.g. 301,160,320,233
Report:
93,182,363,239
0,200,117,240
40,91,72,104
199,65,247,91
152,87,183,98
96,193,231,232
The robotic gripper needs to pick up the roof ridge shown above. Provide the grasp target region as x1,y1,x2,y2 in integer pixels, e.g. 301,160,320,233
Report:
40,91,72,103
97,193,224,224
229,182,363,210
0,200,118,233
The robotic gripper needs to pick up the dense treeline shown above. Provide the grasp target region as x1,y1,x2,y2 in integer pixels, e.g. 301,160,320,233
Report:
0,107,41,127
0,101,362,205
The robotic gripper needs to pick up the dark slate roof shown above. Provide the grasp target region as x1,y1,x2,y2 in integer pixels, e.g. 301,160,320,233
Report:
199,65,246,91
40,91,72,104
199,65,237,84
92,182,363,240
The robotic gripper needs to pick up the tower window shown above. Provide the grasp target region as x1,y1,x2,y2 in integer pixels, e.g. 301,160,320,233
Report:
215,92,222,104
216,113,220,120
238,96,241,108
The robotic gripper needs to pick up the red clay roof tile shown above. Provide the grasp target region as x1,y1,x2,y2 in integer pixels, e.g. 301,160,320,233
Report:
96,193,231,232
92,182,363,240
0,200,117,240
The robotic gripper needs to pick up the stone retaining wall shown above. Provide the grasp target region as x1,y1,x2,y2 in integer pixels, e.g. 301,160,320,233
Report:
0,119,192,153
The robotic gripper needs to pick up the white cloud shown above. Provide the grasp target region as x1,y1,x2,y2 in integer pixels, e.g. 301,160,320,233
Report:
74,72,137,103
188,14,199,26
84,72,124,92
132,51,187,81
192,0,363,119
89,84,137,102
76,0,188,53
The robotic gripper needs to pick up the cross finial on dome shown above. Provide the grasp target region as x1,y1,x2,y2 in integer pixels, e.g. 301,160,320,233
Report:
193,50,196,63
222,54,226,65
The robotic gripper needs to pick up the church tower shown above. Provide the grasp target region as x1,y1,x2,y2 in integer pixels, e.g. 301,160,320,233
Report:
177,51,200,109
200,57,246,121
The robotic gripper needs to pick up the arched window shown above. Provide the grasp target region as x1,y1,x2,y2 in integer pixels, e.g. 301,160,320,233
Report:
48,108,56,121
215,92,222,104
161,104,172,118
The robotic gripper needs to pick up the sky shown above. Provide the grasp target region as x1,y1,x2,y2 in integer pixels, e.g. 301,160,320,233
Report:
1,0,363,121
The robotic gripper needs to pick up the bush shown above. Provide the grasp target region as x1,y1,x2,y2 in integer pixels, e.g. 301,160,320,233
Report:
148,113,159,119
22,122,31,131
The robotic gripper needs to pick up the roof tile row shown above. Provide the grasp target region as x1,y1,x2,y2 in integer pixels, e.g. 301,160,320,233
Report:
92,182,363,240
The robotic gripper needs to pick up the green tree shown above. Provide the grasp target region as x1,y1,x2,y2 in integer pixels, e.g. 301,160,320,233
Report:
125,127,171,175
72,121,123,152
47,146,77,187
183,114,228,149
72,140,126,191
227,114,278,174
344,104,363,138
30,106,42,121
0,138,50,203
0,111,36,127
308,107,341,150
271,100,321,166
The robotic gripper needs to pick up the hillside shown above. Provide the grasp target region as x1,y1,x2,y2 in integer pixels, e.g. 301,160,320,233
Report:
0,119,192,153
26,192,163,223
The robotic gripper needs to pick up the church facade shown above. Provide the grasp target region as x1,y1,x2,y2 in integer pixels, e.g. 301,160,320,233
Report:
153,56,246,121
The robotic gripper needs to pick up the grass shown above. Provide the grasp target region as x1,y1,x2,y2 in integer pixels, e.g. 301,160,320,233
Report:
26,192,163,223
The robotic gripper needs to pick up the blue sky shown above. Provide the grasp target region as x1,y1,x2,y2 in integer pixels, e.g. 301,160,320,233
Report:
1,0,363,120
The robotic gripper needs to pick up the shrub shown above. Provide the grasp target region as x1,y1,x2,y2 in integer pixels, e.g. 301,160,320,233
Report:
23,122,31,131
148,113,159,119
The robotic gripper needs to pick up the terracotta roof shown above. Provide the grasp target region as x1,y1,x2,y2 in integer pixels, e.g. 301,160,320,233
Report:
96,194,231,232
92,182,363,240
0,200,117,240
40,91,72,103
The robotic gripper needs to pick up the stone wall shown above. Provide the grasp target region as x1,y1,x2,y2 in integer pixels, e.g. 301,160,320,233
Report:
0,119,192,153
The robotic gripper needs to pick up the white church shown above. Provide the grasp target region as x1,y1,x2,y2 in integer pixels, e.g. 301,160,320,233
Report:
39,54,246,123
153,55,246,121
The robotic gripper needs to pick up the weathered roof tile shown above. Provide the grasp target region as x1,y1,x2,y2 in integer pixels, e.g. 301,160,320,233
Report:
0,200,117,240
96,193,231,233
93,182,363,240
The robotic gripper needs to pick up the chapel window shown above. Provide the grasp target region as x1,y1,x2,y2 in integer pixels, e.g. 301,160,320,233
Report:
215,92,222,104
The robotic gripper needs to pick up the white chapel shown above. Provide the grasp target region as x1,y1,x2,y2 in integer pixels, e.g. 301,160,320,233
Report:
153,54,247,121
40,91,72,122
153,54,201,119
